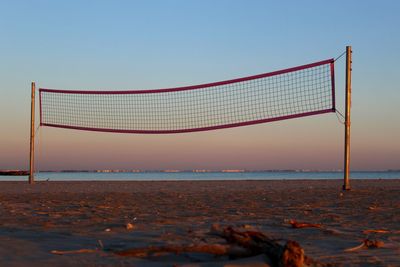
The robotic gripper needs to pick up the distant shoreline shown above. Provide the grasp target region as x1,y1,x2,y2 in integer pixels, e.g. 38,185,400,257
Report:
2,171,399,181
2,169,399,174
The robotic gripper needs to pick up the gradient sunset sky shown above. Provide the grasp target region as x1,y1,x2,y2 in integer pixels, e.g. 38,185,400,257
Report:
1,1,399,171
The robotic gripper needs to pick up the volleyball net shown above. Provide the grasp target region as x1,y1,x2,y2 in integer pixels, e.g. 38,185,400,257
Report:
39,59,335,134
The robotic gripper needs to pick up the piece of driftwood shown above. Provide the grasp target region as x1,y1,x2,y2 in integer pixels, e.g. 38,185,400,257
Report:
51,249,98,255
210,224,318,267
288,220,343,236
51,226,325,266
344,239,384,252
362,229,390,234
289,219,322,229
51,240,105,255
113,225,324,267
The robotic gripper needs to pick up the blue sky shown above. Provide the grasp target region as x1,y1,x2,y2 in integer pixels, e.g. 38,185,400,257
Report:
1,0,399,171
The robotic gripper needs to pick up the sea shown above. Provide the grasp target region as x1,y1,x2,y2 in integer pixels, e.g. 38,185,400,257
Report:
2,171,400,181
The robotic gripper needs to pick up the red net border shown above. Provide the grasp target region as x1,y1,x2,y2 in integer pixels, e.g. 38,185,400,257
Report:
39,59,336,134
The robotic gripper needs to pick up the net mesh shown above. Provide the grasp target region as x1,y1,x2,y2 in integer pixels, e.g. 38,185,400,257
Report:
40,59,335,134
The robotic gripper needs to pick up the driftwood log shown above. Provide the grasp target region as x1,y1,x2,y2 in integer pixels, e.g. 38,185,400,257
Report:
210,225,318,267
289,219,322,229
51,225,327,266
112,225,326,267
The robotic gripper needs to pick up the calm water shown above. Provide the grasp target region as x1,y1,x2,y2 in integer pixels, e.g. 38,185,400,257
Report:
2,171,400,181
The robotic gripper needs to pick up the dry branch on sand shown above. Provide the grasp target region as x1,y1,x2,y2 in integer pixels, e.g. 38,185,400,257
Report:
51,249,98,255
362,229,390,234
289,219,322,229
344,239,385,252
112,225,326,267
50,225,328,266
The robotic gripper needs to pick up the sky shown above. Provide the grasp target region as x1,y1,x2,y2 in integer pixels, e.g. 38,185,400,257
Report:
0,0,399,171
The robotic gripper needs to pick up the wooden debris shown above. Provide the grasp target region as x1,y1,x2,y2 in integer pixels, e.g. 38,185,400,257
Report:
289,219,322,229
98,240,104,249
51,240,105,256
363,229,390,234
51,249,98,255
116,224,323,266
281,241,305,267
344,239,384,252
126,223,135,230
52,225,325,266
210,224,316,267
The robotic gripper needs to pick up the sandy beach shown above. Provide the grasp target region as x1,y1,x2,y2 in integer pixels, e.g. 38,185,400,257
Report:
0,179,399,266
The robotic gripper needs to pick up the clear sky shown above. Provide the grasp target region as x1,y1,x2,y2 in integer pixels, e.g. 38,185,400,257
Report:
1,0,399,171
